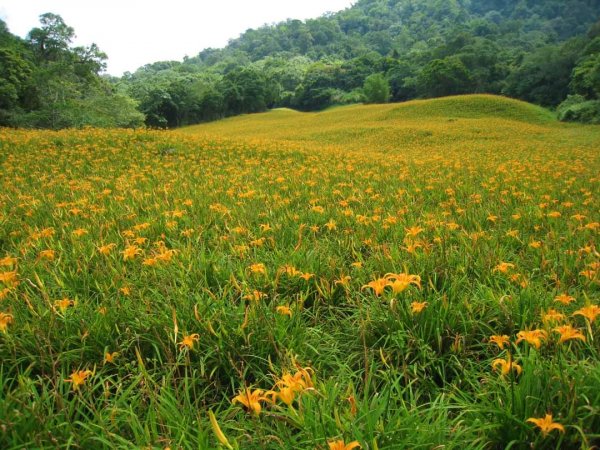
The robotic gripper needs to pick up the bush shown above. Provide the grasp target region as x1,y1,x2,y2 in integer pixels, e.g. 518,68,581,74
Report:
331,88,365,105
363,73,390,104
557,95,600,124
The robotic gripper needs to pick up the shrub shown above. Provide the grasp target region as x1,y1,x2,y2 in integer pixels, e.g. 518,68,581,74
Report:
557,95,600,124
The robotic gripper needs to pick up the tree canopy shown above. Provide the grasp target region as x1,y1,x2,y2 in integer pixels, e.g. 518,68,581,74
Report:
0,13,143,129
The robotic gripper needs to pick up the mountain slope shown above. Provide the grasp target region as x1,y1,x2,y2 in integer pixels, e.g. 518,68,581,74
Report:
191,0,600,66
120,0,600,128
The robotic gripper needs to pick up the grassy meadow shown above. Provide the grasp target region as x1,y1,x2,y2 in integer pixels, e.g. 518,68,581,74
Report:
1,95,599,449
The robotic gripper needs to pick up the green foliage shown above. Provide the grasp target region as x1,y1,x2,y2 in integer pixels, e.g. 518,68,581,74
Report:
0,14,143,129
557,95,600,124
416,57,473,98
503,40,585,107
570,53,600,99
0,48,32,124
221,66,267,116
66,91,145,128
292,62,341,111
27,13,75,61
1,104,599,447
362,73,390,104
386,60,417,101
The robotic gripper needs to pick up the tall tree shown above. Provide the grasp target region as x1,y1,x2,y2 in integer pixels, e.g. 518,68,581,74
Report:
363,73,390,103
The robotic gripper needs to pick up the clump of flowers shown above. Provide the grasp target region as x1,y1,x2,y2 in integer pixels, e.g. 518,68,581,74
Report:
232,366,314,415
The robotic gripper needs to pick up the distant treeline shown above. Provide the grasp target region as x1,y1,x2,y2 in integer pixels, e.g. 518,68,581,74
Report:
2,0,600,129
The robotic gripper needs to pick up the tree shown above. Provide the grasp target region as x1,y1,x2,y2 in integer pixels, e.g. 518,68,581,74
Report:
363,73,390,103
28,13,74,62
386,60,417,101
0,34,33,124
221,66,267,115
338,52,385,91
416,57,473,98
4,13,143,128
570,54,600,99
503,40,584,107
292,62,340,111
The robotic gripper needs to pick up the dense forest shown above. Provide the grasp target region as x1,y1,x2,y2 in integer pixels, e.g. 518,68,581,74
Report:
2,0,600,128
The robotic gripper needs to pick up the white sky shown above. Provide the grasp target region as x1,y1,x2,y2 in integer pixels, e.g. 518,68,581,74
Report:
0,0,355,76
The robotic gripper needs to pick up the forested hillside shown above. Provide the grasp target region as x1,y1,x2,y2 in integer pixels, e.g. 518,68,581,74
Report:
117,0,600,126
2,0,600,128
0,14,143,128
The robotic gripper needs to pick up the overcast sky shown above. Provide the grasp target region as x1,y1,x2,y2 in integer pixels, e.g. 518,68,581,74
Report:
0,0,355,76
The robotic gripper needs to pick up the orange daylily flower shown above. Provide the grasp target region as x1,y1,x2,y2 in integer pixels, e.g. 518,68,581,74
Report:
54,297,75,312
72,228,88,237
243,290,267,302
0,271,18,286
65,369,93,390
0,256,17,267
276,305,292,317
384,273,421,293
572,305,600,323
405,225,424,237
411,301,428,314
98,243,116,255
249,263,266,274
328,440,361,450
516,329,547,349
232,388,270,415
38,249,56,260
492,356,522,376
554,293,575,305
489,335,510,350
361,278,388,296
0,312,14,333
493,262,515,273
104,351,119,364
299,272,314,281
119,286,131,296
526,414,565,436
122,245,142,261
179,333,200,350
542,309,565,324
276,368,313,392
335,275,352,287
553,325,586,344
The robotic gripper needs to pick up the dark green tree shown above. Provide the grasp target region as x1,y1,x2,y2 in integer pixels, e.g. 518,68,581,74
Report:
292,62,340,110
416,57,473,98
0,25,34,124
503,40,585,107
221,66,267,115
386,60,417,101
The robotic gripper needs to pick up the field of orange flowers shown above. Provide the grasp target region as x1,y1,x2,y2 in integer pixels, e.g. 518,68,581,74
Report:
1,97,599,449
